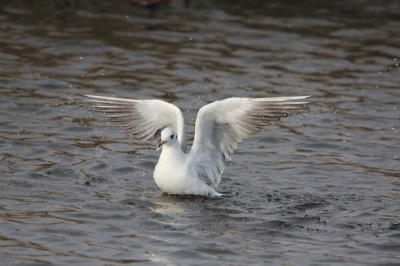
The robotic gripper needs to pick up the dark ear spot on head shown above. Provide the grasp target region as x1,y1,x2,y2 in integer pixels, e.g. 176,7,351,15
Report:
170,134,174,139
176,134,178,139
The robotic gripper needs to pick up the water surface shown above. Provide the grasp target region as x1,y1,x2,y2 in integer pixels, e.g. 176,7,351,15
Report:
0,0,399,265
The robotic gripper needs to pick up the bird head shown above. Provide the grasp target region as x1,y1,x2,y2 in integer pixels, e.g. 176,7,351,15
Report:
157,127,178,151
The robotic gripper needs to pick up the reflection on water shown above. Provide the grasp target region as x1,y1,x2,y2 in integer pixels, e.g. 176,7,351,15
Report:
0,0,399,265
152,195,206,215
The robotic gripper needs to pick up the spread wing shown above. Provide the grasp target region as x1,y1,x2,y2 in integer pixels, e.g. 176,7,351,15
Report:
189,96,310,187
84,95,187,152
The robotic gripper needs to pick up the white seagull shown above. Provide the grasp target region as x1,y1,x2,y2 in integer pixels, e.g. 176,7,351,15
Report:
85,95,310,197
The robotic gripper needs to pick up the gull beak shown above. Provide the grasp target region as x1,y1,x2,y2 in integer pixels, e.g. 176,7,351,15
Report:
157,140,166,151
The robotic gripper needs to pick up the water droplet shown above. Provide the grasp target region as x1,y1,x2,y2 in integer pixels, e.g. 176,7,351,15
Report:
80,57,83,59
343,140,346,142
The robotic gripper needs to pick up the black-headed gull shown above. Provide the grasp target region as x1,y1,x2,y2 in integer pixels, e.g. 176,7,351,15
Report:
85,95,310,197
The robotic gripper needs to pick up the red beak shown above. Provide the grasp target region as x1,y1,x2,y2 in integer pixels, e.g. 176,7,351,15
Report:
157,140,166,150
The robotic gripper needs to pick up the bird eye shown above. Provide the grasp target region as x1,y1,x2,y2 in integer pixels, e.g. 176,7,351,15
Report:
171,134,174,138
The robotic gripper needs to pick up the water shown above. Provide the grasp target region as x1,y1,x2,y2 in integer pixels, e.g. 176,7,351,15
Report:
1,0,399,265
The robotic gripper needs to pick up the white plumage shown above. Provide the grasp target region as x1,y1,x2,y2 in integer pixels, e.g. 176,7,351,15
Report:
85,95,310,197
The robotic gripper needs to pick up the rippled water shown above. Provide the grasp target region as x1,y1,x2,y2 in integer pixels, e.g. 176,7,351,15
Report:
1,0,400,265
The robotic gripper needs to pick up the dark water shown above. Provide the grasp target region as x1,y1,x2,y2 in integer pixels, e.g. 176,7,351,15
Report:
1,0,399,265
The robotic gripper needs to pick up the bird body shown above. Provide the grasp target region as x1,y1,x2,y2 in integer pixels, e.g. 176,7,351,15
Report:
85,95,310,197
153,127,223,196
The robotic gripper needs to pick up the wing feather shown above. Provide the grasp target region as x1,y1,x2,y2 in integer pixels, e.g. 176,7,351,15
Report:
189,96,310,187
85,95,187,152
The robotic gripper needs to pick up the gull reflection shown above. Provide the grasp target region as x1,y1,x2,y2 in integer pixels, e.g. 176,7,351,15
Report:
152,194,208,215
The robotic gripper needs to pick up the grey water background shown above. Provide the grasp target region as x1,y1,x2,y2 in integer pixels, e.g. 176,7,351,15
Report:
1,0,399,265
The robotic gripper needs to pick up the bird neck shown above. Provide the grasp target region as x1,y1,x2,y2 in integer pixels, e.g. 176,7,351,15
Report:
161,141,184,158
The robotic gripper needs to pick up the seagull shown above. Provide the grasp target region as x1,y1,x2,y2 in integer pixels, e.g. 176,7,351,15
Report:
85,95,310,197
